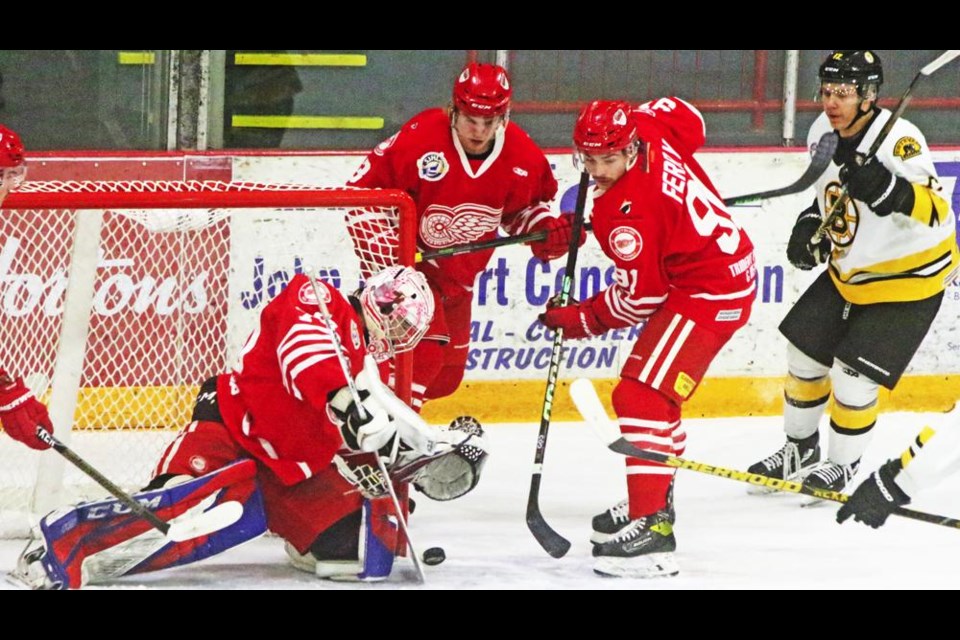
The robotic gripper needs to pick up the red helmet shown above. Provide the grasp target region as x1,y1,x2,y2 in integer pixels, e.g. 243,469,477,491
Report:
452,63,511,118
573,100,638,154
0,125,24,168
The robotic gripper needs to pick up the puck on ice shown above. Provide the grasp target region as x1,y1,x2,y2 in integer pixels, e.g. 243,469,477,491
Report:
422,547,446,566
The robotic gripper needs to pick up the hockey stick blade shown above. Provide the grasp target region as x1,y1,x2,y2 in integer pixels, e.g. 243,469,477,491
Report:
723,131,838,207
526,482,572,559
569,378,960,530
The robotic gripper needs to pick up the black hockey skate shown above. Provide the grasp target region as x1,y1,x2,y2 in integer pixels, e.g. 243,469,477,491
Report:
746,433,820,494
592,510,678,578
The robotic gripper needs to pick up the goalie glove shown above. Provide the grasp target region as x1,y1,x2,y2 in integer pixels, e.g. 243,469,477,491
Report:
333,416,489,502
411,416,489,502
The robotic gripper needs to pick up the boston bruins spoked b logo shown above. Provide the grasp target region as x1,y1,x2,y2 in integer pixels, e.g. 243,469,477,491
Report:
825,181,858,248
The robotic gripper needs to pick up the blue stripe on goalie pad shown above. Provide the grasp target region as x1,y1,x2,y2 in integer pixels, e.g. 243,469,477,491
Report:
39,459,266,589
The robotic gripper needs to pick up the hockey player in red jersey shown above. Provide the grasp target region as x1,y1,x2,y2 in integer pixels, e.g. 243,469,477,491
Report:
540,99,756,578
0,125,49,451
13,266,489,588
347,62,581,412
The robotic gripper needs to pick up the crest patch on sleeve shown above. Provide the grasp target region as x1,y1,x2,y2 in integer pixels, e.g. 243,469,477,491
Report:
893,136,922,160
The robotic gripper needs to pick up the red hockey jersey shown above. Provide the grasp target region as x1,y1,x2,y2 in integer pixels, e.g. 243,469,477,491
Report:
348,108,557,297
586,97,756,332
216,275,364,485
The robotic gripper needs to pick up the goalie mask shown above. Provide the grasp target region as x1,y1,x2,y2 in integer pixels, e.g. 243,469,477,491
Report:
359,266,434,354
453,63,512,119
0,124,26,190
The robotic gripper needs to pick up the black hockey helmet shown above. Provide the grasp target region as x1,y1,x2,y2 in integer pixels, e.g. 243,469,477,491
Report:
818,50,883,95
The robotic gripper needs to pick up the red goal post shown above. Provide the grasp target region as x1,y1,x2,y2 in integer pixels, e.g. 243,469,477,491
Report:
0,180,416,536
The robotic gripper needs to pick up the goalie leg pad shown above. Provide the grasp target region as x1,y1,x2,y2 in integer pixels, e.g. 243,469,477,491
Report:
36,459,266,589
285,496,398,582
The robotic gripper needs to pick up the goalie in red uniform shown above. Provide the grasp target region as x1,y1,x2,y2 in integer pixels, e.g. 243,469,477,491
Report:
540,99,757,578
12,266,489,589
0,124,52,452
347,62,582,412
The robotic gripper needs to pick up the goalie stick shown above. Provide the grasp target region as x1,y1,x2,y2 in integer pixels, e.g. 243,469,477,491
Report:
812,49,960,244
526,171,591,559
304,270,426,584
569,378,960,530
35,427,243,542
722,130,839,207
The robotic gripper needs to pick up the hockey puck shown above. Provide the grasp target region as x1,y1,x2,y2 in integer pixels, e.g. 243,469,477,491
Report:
422,546,446,566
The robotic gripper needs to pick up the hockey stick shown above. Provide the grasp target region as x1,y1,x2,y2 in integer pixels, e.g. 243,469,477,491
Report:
526,170,591,558
304,271,426,583
416,223,595,263
34,427,243,542
812,49,960,243
722,130,839,207
569,378,960,530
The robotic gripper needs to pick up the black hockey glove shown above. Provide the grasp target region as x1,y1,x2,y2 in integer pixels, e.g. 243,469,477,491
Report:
840,158,914,216
836,458,911,529
786,208,830,270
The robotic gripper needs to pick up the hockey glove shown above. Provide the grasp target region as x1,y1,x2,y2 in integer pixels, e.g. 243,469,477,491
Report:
528,214,586,262
538,295,606,339
328,383,397,460
786,209,830,270
0,369,54,450
836,458,910,529
840,158,914,216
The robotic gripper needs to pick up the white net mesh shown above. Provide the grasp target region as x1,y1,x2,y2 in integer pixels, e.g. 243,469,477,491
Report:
0,181,413,537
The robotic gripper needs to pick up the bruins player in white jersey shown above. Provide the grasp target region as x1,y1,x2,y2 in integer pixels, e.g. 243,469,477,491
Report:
748,50,958,493
837,410,960,528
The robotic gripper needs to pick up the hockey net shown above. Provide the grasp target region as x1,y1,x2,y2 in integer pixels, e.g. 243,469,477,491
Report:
0,181,416,537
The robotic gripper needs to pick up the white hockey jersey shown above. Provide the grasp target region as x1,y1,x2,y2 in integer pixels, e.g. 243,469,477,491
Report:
808,110,958,304
893,410,960,498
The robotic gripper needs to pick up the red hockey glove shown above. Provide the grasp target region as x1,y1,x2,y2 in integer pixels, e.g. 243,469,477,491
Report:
0,369,54,450
538,296,606,339
528,214,587,262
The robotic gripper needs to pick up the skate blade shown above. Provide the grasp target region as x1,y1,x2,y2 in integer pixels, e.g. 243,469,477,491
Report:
593,552,679,578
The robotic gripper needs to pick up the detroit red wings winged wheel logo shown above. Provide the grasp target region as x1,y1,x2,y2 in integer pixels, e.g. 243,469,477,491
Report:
609,226,643,261
419,203,502,248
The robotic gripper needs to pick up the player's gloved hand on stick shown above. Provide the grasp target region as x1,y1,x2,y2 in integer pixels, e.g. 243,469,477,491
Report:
836,458,910,529
840,158,913,216
786,210,830,270
538,295,606,339
528,213,586,262
0,369,54,450
328,382,397,460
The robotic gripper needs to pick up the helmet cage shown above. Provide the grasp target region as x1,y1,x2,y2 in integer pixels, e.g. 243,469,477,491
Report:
359,266,434,354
